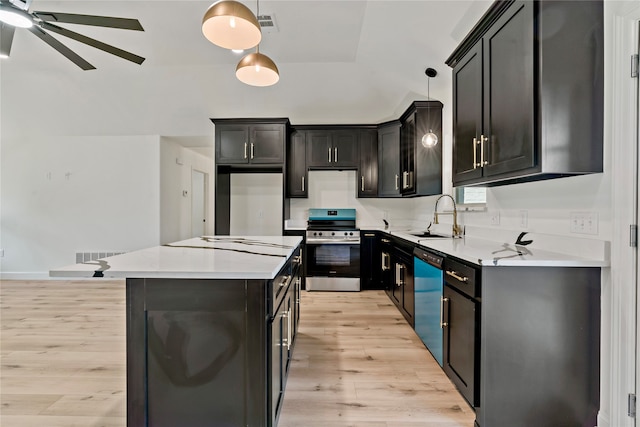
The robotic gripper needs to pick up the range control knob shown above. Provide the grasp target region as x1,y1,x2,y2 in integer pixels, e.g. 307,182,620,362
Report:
331,232,335,236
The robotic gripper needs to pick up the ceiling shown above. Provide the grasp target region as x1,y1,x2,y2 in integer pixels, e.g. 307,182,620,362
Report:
0,0,492,154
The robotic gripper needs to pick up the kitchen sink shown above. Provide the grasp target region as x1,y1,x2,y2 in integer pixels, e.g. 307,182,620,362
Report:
409,232,452,238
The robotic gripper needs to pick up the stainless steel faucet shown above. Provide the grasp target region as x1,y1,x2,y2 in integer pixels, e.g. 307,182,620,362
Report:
433,194,463,238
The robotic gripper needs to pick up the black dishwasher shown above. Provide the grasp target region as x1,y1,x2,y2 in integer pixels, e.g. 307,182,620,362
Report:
443,256,480,407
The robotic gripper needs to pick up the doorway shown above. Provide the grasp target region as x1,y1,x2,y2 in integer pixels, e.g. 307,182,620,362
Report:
191,169,207,237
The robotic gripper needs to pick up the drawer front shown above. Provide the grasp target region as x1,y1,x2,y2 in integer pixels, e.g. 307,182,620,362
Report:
444,257,478,298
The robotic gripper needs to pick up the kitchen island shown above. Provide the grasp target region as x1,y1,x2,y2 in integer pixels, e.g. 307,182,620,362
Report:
51,236,303,427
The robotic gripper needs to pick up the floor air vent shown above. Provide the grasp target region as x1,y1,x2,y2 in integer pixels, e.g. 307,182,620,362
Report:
76,252,125,263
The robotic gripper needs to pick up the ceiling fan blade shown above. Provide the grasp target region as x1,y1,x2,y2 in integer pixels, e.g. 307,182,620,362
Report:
33,11,144,31
42,21,145,65
27,25,95,70
1,22,15,57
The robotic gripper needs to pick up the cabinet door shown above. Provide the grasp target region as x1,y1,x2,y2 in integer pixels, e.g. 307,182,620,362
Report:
378,123,401,197
452,42,484,185
271,309,283,425
287,131,307,197
443,285,477,407
360,232,381,290
400,114,416,195
332,131,359,168
216,126,249,164
391,259,403,306
358,130,378,197
306,131,332,167
250,124,285,164
402,258,414,327
482,0,535,178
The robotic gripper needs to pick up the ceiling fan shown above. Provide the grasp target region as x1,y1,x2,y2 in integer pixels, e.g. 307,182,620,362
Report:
0,0,145,70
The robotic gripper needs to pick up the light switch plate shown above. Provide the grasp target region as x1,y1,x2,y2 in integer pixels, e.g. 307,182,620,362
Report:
490,211,500,226
570,212,598,235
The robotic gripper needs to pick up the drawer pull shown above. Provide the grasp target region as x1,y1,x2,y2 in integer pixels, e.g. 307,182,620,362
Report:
446,270,468,282
279,275,291,287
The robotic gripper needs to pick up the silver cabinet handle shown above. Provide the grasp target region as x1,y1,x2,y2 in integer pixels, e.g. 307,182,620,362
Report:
440,296,449,328
361,176,365,191
328,147,332,163
473,137,478,169
250,142,254,159
381,238,391,243
364,233,375,237
301,176,305,192
334,147,338,163
402,171,408,189
286,308,292,350
279,275,291,287
480,134,488,166
244,142,248,159
446,270,468,282
381,252,390,271
395,174,399,190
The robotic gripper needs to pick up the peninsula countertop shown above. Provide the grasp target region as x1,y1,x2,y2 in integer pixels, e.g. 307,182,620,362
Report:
50,236,303,280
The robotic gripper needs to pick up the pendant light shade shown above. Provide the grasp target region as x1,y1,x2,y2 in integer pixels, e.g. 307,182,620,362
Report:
0,4,33,28
236,51,279,86
202,1,261,50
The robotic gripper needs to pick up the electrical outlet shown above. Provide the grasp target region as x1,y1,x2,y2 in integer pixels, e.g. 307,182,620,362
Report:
519,210,528,228
570,212,598,235
490,211,500,226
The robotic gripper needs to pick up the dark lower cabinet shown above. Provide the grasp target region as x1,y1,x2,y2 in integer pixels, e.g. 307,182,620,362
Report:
478,266,600,427
360,231,382,290
127,247,301,427
391,245,414,327
442,256,480,408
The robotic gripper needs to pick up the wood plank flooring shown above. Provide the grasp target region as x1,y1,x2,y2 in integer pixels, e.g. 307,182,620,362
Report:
1,280,474,427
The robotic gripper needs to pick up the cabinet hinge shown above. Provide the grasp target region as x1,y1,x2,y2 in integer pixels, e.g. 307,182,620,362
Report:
630,225,637,247
629,393,636,418
632,54,639,78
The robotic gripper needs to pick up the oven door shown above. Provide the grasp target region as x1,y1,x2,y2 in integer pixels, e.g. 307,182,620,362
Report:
306,242,360,278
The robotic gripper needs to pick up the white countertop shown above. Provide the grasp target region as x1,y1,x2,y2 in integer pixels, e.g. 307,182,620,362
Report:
382,229,609,267
50,236,303,280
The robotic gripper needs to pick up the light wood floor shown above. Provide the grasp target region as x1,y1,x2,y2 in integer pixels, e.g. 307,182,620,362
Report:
1,280,474,427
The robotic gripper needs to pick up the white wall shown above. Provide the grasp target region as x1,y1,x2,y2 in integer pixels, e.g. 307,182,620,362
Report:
230,174,283,236
159,138,214,244
289,170,417,229
0,135,161,278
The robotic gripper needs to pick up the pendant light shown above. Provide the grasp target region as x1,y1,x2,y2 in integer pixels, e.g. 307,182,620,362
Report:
235,0,279,86
236,45,279,86
421,68,439,148
202,1,261,50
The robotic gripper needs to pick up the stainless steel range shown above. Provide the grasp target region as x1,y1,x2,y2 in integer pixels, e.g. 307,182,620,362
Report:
305,208,360,291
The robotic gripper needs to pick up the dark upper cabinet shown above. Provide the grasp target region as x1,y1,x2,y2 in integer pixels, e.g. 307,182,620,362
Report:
306,129,359,169
452,42,484,184
378,121,402,197
447,0,603,187
399,101,443,197
287,130,307,197
358,129,378,198
213,118,289,165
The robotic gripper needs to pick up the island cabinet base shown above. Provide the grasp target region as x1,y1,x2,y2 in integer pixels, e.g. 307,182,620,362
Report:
126,276,296,427
476,266,601,427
